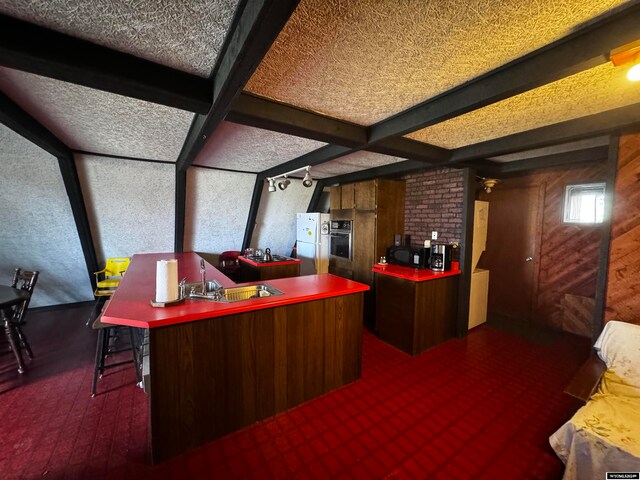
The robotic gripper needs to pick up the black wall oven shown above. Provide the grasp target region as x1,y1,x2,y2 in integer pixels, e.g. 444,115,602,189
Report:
329,220,352,260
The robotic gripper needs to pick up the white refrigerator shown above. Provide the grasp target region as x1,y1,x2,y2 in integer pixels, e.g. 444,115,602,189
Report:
296,213,330,276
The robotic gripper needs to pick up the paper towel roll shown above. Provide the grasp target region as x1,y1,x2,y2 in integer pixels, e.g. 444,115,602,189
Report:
156,259,179,302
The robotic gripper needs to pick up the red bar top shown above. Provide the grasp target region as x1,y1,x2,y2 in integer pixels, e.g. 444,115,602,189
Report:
101,252,369,329
372,263,461,282
238,255,301,267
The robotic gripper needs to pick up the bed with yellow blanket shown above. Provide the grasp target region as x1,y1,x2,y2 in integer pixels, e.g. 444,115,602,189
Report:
550,321,640,479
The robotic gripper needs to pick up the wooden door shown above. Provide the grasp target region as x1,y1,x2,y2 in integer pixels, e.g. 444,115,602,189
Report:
479,186,541,321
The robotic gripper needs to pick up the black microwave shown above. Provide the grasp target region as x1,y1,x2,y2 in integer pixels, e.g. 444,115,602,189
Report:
387,246,430,269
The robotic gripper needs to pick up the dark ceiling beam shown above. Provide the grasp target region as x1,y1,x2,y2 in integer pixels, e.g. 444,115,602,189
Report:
241,174,266,251
307,180,327,213
175,0,301,252
175,0,301,173
450,103,640,163
0,92,69,158
321,160,432,186
0,14,211,114
367,137,450,164
498,145,609,175
0,92,99,290
368,2,640,143
262,145,353,178
227,92,366,147
228,93,451,166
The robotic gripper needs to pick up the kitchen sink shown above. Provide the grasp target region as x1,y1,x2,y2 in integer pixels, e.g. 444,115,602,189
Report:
184,281,283,302
221,284,284,302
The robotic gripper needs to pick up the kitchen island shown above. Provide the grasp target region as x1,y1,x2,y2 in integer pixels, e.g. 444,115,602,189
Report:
102,252,368,462
373,263,460,356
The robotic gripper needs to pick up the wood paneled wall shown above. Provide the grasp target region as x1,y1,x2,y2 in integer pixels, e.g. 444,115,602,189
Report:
605,133,640,325
479,162,607,334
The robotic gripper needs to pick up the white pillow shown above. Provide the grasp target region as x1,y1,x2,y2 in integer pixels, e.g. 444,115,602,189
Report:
594,320,640,389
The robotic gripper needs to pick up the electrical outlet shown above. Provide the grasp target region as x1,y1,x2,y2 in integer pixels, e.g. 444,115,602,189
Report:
431,231,438,240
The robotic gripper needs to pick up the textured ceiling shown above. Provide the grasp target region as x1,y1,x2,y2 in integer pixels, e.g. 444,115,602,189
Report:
193,121,326,171
245,0,628,125
0,0,239,77
0,123,53,158
406,63,640,149
0,67,194,161
489,136,611,163
311,150,406,179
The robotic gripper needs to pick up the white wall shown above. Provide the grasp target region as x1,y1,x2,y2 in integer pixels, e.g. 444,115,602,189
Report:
0,126,94,307
184,167,256,254
251,178,314,257
75,154,175,263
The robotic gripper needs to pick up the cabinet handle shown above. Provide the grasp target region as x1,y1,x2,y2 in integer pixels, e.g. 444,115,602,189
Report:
525,256,533,262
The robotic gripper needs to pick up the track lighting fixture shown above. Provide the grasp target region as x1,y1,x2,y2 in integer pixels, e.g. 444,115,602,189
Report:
266,166,313,193
278,176,291,190
302,167,313,188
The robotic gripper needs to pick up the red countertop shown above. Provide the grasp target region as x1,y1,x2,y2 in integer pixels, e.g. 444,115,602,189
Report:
238,255,301,267
102,252,368,329
372,262,461,282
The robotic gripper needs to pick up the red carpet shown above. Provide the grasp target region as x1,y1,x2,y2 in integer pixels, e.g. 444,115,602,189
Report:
0,304,588,479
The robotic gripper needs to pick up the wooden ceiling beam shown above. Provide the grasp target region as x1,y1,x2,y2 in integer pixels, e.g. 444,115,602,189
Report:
498,145,609,175
0,92,70,158
175,0,301,173
175,0,301,252
227,92,366,147
321,160,431,185
450,104,640,163
367,3,640,143
0,14,211,114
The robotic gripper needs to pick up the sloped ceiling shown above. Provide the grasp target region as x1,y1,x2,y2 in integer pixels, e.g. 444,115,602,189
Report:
311,150,406,178
245,0,629,125
407,63,640,148
0,0,240,77
0,67,194,161
193,121,326,171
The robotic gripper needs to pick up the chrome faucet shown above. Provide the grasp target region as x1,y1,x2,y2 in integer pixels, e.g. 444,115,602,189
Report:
200,259,206,294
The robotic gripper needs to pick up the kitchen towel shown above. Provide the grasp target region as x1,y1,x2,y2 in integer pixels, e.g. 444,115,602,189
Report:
156,259,179,302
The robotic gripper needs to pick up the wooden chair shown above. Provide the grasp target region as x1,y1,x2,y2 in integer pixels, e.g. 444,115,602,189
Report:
9,268,39,360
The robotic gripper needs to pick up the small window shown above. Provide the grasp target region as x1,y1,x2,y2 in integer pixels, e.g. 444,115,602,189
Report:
563,183,605,224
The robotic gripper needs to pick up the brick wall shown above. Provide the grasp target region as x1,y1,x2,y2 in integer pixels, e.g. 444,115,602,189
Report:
403,168,464,246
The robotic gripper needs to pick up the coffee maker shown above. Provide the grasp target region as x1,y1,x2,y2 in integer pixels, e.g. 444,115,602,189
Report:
430,244,452,272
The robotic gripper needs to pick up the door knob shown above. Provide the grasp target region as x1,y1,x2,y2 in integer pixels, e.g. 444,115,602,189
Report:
525,256,533,262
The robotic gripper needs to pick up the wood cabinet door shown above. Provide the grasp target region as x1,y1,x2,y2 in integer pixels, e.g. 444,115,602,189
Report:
375,180,405,259
353,210,376,285
354,180,376,210
341,183,355,209
329,186,341,211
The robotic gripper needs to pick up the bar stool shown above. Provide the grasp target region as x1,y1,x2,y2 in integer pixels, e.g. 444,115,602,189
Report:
91,313,141,397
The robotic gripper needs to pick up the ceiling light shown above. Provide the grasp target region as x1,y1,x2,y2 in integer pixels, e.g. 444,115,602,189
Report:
278,177,290,190
610,39,640,82
477,177,499,193
302,167,313,188
266,165,313,193
628,61,640,82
